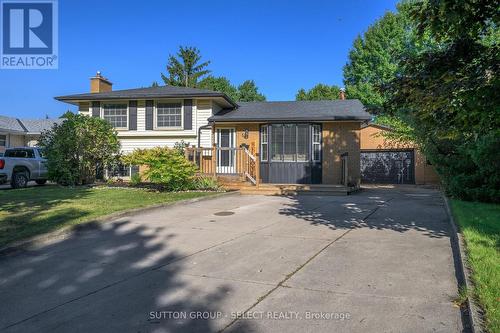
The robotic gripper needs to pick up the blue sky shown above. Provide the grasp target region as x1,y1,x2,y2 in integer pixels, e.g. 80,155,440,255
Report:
0,0,398,118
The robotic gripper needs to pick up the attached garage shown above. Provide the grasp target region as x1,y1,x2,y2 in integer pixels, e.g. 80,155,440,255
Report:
360,150,415,184
360,123,439,185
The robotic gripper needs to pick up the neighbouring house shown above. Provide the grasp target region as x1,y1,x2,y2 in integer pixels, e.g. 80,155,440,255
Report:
0,115,61,153
55,72,372,186
360,123,439,185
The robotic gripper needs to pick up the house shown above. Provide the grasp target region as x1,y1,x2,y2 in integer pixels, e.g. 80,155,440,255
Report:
360,123,439,184
56,72,372,186
0,115,61,153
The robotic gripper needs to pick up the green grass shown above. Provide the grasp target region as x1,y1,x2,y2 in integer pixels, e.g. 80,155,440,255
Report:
450,199,500,332
0,185,216,248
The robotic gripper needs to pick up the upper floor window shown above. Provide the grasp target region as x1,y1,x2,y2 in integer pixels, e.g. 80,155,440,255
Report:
0,134,6,147
103,104,128,128
157,103,182,128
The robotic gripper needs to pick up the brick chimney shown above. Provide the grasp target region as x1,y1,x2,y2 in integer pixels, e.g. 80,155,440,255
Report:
339,88,346,100
90,71,112,93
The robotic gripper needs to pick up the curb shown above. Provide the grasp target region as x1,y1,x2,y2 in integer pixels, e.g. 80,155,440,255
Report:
442,195,484,333
0,191,240,257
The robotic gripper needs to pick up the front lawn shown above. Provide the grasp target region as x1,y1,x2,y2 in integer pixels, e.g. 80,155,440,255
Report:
450,200,500,332
0,186,217,248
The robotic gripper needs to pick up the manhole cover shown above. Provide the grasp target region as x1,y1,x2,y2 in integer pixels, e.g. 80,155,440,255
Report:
214,211,235,216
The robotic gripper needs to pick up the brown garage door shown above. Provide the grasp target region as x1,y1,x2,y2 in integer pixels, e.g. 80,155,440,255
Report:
361,150,415,184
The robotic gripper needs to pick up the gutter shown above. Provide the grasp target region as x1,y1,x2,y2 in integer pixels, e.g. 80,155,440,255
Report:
54,92,239,109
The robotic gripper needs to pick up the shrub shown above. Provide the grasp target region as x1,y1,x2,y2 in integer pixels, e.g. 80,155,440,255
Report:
130,173,142,186
122,147,198,191
190,176,220,191
38,114,120,185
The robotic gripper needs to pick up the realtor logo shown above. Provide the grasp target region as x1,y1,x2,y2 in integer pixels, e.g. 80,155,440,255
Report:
1,0,58,69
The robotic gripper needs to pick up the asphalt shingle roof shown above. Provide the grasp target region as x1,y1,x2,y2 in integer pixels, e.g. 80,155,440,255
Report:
0,115,26,132
0,115,61,134
209,100,372,122
20,118,63,133
55,85,238,107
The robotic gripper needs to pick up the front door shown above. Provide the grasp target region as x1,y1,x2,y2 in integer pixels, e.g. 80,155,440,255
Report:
216,128,236,173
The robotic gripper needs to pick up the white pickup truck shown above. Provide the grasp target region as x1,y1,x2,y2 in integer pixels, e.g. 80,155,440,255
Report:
0,147,48,188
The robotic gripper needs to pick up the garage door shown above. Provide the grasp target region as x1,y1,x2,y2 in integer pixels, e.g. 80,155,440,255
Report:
361,150,415,184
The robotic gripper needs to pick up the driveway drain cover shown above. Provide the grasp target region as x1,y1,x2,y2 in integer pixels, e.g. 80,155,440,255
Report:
214,211,234,216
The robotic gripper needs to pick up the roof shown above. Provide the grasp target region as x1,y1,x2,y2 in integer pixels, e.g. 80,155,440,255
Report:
21,118,63,133
0,115,62,134
0,115,26,133
209,100,372,122
55,85,238,107
361,122,394,131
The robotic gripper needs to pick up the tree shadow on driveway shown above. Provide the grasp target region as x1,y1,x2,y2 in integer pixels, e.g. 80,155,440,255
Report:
0,219,254,332
278,186,452,239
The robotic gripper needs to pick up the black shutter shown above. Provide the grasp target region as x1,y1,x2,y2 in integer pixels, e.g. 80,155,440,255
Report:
183,99,193,130
145,100,154,130
128,100,137,130
91,101,100,117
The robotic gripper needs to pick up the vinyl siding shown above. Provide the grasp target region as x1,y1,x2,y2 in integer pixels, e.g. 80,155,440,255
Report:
76,98,217,152
197,99,212,148
119,137,197,154
137,100,146,131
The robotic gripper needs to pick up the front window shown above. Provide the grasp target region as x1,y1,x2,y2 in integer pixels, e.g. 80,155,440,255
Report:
103,104,128,128
157,103,182,128
0,134,6,146
268,124,314,162
260,125,268,161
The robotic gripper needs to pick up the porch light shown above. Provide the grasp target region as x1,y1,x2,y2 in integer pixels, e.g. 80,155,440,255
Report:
243,128,249,139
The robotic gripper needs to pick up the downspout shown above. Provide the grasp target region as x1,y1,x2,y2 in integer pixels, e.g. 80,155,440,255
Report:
198,124,212,148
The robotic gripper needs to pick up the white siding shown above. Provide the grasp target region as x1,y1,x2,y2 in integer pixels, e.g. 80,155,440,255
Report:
8,134,25,147
119,137,196,154
137,100,146,131
75,98,218,152
197,99,212,148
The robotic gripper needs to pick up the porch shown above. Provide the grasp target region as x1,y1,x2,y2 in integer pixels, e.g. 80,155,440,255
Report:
185,146,355,194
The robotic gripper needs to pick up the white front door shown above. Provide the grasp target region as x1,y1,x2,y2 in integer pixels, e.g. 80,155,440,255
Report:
216,128,236,173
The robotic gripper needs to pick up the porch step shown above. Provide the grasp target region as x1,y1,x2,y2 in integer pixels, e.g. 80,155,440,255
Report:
229,184,358,196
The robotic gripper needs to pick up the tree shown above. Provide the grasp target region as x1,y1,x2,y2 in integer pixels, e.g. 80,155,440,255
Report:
236,80,266,102
60,110,74,119
38,114,120,185
161,46,211,87
295,84,341,101
198,76,238,100
343,5,416,111
151,81,159,87
387,0,499,203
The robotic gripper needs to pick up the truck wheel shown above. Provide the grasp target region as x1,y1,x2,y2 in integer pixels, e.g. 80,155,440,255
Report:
11,173,29,189
36,179,47,185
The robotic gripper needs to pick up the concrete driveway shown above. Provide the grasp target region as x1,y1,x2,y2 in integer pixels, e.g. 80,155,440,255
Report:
0,186,464,332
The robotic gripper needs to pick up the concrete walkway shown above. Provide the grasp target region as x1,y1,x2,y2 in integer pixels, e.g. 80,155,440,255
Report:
0,186,464,332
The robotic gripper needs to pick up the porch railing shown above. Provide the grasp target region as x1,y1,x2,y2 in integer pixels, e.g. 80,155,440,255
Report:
185,146,259,185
